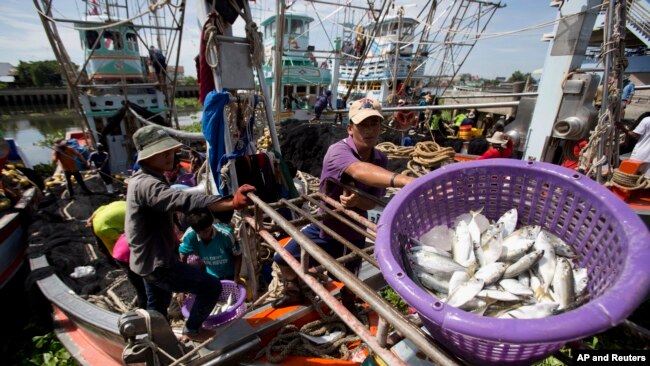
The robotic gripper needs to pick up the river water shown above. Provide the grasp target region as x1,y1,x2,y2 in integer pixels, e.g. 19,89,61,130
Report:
2,110,202,167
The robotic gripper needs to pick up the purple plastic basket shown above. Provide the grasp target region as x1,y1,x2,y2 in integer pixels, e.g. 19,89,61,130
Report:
376,159,650,365
181,280,247,329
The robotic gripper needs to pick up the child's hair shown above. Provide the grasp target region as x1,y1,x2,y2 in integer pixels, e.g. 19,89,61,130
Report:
186,208,214,232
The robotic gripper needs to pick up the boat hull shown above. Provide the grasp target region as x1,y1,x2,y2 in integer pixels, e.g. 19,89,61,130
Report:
0,187,40,289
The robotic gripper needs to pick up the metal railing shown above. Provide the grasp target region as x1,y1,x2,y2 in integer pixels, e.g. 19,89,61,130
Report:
240,187,461,366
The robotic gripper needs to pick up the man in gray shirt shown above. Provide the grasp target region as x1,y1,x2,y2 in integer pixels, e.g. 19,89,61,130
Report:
126,125,255,340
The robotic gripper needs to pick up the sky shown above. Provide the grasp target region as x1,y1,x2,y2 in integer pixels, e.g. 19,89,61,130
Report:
0,0,560,80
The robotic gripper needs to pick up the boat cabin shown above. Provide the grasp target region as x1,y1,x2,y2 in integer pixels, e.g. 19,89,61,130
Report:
365,16,417,56
76,22,146,83
262,13,313,56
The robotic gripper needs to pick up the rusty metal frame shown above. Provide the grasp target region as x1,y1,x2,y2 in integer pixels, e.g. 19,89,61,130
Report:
242,192,461,366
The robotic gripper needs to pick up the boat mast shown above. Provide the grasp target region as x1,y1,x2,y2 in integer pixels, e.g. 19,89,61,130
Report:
32,0,93,144
273,0,286,125
390,7,405,99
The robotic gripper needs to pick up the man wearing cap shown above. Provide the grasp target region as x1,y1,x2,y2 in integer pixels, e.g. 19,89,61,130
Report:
125,124,255,340
272,98,415,309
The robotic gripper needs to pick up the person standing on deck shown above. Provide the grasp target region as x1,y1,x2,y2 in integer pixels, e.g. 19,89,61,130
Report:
149,46,167,91
311,90,333,122
125,124,256,340
272,98,415,310
89,143,113,193
621,76,635,118
52,139,93,198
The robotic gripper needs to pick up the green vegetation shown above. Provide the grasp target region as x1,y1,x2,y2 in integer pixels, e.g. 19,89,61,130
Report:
181,121,203,133
14,60,70,88
174,97,201,110
379,287,409,314
33,163,57,180
35,131,67,149
7,331,76,366
178,76,198,86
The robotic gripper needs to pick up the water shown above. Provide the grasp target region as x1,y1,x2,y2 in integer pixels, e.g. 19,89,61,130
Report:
2,110,202,166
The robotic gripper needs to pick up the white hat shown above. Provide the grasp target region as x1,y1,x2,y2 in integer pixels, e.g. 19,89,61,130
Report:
468,112,476,119
349,98,384,124
408,129,417,136
398,99,405,105
486,131,508,146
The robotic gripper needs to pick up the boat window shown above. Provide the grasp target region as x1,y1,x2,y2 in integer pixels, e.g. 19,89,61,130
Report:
271,21,276,38
309,85,317,94
390,23,399,35
296,86,307,94
290,19,303,35
402,24,413,36
103,31,122,50
85,31,99,49
125,33,138,51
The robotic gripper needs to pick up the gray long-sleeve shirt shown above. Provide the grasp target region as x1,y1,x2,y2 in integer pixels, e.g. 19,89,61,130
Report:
125,167,232,276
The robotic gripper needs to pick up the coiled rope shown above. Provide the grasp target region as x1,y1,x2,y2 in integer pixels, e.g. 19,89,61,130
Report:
376,141,455,176
254,290,367,362
605,168,650,190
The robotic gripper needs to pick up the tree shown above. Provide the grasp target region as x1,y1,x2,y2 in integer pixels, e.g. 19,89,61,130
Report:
180,76,198,86
14,60,65,87
508,70,527,83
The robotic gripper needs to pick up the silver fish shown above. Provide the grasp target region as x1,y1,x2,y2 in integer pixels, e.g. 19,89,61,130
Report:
533,231,557,291
503,249,544,278
446,278,485,308
500,302,559,319
453,220,476,268
408,250,467,276
448,271,470,294
573,267,588,297
410,243,452,258
499,278,534,296
459,298,488,312
480,222,503,245
477,289,521,302
482,231,503,265
474,262,507,286
417,271,450,293
548,233,577,258
496,208,518,237
552,258,575,310
469,208,490,237
517,272,531,288
500,238,535,262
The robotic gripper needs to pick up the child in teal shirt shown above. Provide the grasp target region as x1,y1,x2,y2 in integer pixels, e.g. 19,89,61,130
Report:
179,208,242,281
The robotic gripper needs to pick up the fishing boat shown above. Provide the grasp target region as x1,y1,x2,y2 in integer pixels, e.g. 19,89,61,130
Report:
1,137,41,289
26,0,650,365
261,13,333,121
32,0,186,174
334,1,503,105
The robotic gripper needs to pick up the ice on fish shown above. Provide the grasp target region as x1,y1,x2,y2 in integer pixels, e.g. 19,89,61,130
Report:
418,225,454,252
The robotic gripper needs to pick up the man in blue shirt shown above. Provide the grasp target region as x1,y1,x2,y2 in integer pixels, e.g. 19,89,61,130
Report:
179,208,242,282
621,76,635,118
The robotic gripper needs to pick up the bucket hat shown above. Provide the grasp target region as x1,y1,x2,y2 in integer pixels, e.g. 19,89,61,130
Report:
133,125,182,162
486,131,508,146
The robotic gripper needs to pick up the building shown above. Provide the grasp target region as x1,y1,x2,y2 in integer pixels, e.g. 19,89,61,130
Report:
0,63,16,83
